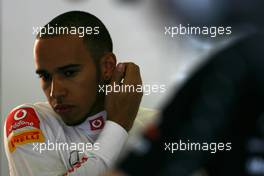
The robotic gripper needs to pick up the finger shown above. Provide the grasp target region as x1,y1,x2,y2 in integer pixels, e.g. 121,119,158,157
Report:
123,63,142,86
110,63,125,85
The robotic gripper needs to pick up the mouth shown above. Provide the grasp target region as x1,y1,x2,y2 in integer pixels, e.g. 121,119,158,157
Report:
54,104,75,114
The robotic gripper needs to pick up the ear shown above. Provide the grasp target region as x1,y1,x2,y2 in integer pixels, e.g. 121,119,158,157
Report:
99,53,117,82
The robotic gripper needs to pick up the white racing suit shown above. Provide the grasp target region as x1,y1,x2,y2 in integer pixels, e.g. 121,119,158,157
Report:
4,102,157,176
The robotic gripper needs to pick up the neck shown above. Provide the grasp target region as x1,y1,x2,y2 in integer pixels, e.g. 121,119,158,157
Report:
86,92,105,117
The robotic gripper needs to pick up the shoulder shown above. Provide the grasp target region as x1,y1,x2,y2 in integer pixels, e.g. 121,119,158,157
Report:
4,101,61,135
4,103,48,152
5,103,43,135
4,102,64,153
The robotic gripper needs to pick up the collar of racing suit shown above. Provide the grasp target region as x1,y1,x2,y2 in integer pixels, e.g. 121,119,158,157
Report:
73,111,107,141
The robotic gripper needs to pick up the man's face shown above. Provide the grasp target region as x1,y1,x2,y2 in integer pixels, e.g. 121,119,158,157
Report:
34,35,100,125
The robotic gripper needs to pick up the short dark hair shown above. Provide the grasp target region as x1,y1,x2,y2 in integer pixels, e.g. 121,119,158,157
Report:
36,11,113,60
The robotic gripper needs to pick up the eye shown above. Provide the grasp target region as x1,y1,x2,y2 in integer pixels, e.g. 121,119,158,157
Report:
63,70,77,77
38,73,51,82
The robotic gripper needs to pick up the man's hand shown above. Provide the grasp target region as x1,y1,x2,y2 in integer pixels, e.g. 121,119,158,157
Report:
105,62,143,131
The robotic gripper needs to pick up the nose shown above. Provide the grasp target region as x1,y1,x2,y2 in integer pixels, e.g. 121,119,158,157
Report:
49,77,67,99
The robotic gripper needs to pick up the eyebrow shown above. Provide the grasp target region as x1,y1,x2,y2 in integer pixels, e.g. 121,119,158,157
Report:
35,64,82,75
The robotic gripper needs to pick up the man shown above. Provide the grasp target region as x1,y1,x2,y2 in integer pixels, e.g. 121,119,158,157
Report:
3,11,149,176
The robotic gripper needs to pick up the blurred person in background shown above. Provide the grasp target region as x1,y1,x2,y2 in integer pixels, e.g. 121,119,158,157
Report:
107,0,264,175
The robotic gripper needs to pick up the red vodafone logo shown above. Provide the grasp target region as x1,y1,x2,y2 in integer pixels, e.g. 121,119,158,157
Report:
14,109,27,120
89,116,105,131
6,107,40,137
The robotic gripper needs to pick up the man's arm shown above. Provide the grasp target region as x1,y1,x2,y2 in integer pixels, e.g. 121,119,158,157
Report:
63,63,143,175
3,105,67,176
105,63,143,131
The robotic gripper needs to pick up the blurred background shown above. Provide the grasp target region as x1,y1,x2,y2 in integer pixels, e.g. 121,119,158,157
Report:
0,0,228,175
